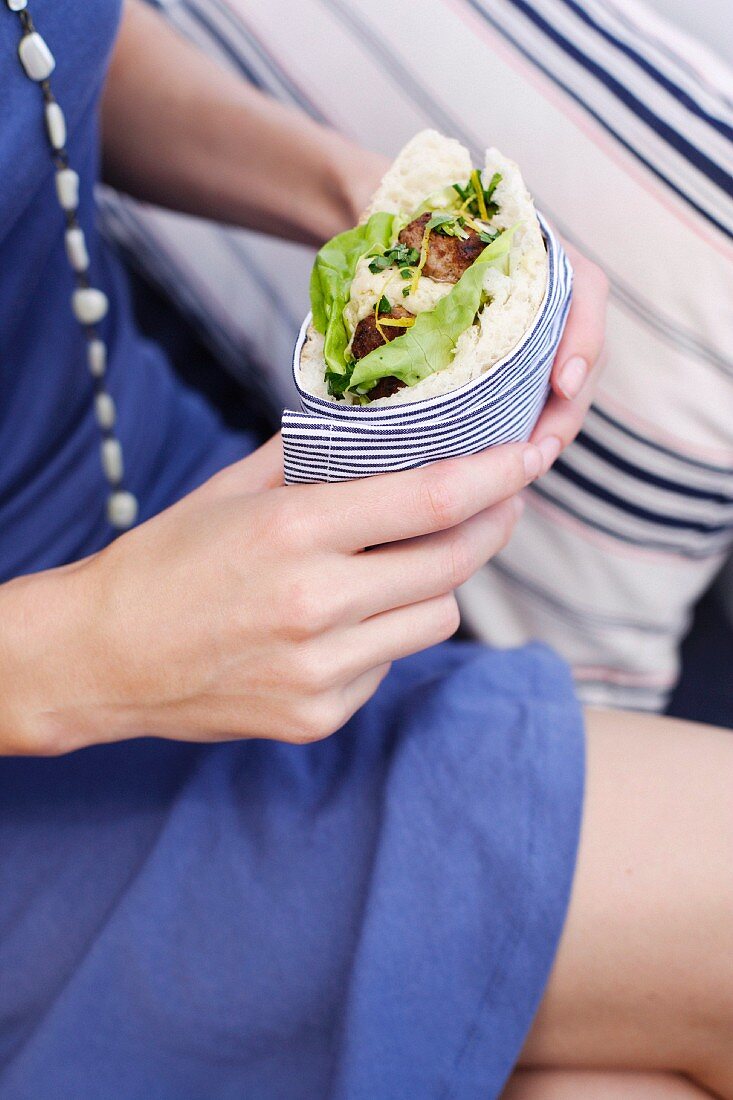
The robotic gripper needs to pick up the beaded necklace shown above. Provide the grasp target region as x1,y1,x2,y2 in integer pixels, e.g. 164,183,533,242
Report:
6,0,138,529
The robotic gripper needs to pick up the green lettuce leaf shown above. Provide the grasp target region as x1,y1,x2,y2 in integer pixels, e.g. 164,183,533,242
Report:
348,225,518,393
309,212,398,384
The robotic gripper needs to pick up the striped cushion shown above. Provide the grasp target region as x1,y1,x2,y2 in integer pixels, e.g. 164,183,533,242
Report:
103,0,733,711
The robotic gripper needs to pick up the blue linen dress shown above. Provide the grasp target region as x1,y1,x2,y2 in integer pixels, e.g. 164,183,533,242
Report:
0,3,585,1097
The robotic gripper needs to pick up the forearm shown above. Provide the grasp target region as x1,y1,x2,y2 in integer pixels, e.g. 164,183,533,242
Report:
101,0,385,244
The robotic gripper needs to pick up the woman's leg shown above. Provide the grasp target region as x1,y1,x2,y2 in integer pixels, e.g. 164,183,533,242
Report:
520,710,733,1099
503,1069,716,1098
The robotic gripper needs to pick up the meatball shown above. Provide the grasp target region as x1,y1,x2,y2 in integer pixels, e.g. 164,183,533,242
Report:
398,212,484,283
351,304,413,360
350,304,412,401
367,376,406,400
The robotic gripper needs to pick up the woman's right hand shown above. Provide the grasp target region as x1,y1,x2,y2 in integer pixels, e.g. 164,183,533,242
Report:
2,434,555,754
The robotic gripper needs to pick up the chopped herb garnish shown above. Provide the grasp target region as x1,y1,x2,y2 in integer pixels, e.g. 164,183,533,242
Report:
453,171,502,221
367,242,420,275
377,295,391,314
326,363,356,398
400,267,411,279
485,171,501,202
367,254,392,273
425,211,470,239
478,229,500,244
402,286,410,297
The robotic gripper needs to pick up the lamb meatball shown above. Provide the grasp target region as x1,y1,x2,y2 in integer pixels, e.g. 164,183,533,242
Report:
350,304,414,360
398,212,484,283
350,304,413,401
366,375,407,400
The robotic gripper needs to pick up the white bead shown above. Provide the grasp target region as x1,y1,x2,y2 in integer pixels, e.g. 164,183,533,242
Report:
65,227,89,272
107,491,138,530
55,168,79,212
18,32,55,81
8,0,28,11
101,438,123,483
87,339,106,376
72,287,108,325
95,392,116,429
44,102,66,149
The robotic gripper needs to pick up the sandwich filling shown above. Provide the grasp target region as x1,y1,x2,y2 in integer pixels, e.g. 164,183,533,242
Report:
301,131,548,407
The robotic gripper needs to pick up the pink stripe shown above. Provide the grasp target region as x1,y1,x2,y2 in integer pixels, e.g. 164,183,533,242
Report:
595,388,733,465
443,0,733,261
525,491,725,567
574,663,675,687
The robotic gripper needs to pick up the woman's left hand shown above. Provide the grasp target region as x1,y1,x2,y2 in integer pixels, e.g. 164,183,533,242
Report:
530,241,609,458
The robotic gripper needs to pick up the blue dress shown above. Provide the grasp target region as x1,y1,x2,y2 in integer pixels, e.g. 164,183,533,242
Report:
0,3,584,1097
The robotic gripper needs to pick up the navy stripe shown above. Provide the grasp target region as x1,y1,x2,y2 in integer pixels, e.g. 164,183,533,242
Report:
530,481,728,559
503,0,732,193
590,406,733,476
573,431,733,505
592,0,733,114
462,0,733,240
556,0,733,142
551,455,732,534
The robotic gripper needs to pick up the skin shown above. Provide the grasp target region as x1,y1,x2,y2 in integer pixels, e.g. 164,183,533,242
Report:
511,710,733,1099
503,1070,717,1099
6,2,731,1096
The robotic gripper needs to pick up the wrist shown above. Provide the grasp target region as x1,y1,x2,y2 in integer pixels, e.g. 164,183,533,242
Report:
0,561,108,755
324,138,390,238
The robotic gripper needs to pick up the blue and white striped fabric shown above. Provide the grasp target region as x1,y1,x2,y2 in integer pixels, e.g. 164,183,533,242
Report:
282,217,572,483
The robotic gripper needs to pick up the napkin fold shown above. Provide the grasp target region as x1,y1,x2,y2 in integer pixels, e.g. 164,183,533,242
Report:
282,215,572,484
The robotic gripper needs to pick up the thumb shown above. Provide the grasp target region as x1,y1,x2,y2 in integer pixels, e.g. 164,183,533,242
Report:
551,243,609,401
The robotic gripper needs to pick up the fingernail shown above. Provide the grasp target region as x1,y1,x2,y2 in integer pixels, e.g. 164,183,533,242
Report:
522,444,543,481
558,356,588,400
537,435,562,472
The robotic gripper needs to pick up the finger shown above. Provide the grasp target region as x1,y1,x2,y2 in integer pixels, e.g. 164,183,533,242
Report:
550,245,608,403
208,433,285,496
338,661,393,726
335,592,462,680
531,350,606,453
347,497,522,620
313,441,547,552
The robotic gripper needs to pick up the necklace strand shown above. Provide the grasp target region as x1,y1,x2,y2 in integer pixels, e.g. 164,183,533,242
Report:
7,0,138,529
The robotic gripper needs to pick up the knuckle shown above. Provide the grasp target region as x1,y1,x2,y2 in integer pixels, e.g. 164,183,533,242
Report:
268,495,313,552
445,528,476,589
288,643,329,693
279,578,331,640
295,695,345,744
419,464,462,530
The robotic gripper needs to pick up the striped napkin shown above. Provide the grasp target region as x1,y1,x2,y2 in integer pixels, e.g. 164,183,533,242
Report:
282,215,572,484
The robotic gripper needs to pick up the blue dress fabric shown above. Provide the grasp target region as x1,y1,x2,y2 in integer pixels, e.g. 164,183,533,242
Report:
0,3,585,1097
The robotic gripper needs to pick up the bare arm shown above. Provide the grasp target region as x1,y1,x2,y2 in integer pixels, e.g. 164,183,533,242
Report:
100,0,386,245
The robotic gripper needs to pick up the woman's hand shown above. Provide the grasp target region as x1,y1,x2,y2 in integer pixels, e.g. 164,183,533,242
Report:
2,435,554,755
530,242,609,455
